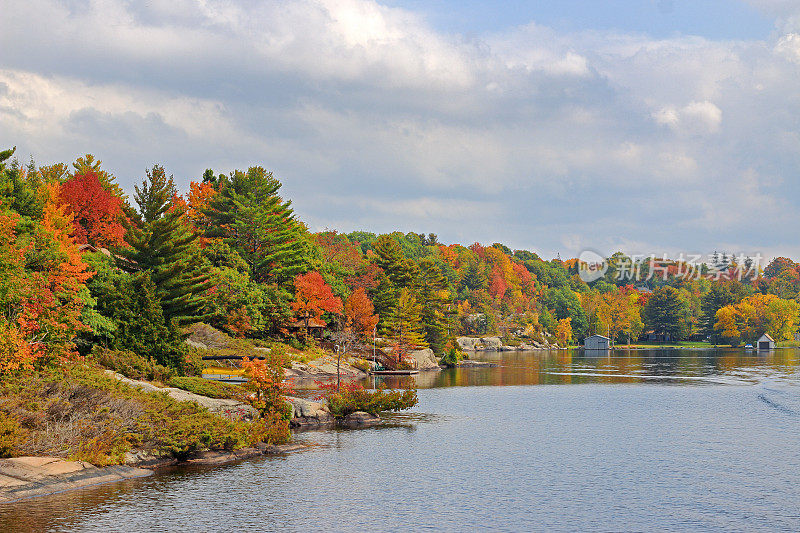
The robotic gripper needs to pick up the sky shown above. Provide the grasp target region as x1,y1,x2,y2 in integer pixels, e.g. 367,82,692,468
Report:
1,0,800,261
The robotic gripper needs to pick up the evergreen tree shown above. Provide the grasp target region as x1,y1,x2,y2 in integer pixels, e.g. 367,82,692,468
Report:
373,234,414,288
383,287,427,350
372,273,398,331
416,257,454,353
642,286,688,339
700,283,736,339
123,165,213,325
203,166,304,285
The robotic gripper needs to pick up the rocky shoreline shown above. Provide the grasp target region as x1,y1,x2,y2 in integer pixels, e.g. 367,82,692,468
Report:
456,336,560,352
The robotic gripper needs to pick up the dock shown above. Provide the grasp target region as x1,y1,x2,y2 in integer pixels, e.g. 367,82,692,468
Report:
369,370,420,375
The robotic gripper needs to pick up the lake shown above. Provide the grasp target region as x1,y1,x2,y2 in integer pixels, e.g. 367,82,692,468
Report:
3,348,799,532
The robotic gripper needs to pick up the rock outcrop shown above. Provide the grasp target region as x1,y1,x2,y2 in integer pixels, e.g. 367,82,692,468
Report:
284,396,335,428
104,371,258,420
0,457,152,503
341,411,381,427
408,348,441,370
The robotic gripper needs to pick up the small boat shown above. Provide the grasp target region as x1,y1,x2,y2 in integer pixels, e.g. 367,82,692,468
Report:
202,366,248,383
369,369,420,375
744,344,753,349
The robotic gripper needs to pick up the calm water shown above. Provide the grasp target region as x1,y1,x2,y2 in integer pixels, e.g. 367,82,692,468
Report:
3,348,800,532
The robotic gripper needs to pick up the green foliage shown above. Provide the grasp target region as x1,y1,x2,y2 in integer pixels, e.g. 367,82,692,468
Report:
88,257,187,369
90,346,174,382
643,286,689,339
204,166,305,285
0,412,20,458
440,347,463,368
168,376,240,399
545,287,589,337
326,384,418,418
416,257,455,353
123,165,213,325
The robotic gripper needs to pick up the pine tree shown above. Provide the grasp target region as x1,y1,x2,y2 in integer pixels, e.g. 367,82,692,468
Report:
373,234,414,288
416,257,453,353
203,167,304,285
123,165,213,325
383,287,427,349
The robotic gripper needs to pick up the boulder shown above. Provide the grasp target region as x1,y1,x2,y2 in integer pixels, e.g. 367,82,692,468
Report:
408,348,441,370
456,337,481,351
341,411,381,428
480,337,503,351
285,396,335,428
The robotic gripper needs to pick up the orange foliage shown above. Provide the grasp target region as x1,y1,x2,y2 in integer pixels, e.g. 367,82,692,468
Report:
344,287,379,336
291,271,343,331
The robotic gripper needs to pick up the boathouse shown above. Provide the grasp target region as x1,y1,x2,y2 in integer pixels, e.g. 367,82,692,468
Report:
584,334,610,351
756,333,775,350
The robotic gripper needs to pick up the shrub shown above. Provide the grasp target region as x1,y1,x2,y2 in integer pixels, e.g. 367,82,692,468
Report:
90,346,173,383
323,383,418,418
69,429,131,466
440,348,463,368
168,376,239,399
0,412,20,457
350,358,371,372
241,353,293,419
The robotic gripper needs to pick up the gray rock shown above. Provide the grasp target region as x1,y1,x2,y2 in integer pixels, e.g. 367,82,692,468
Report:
285,396,335,428
456,337,481,351
341,411,381,427
104,371,258,420
408,348,441,370
480,337,503,350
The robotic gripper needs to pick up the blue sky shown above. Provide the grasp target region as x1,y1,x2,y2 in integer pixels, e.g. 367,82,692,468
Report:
1,0,800,261
385,0,774,39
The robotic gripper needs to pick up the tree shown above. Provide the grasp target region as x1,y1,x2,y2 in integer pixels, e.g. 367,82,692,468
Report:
59,170,126,247
416,257,454,354
373,234,414,288
642,286,688,339
700,283,736,340
291,271,343,338
0,183,93,371
203,167,305,285
383,287,427,351
344,287,379,337
123,165,213,325
556,317,572,346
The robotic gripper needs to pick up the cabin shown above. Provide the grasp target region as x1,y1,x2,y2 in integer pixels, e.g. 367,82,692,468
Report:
756,333,775,351
287,317,327,338
641,330,672,342
584,334,610,351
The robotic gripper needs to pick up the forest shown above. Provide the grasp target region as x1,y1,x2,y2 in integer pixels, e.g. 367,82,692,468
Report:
1,145,800,376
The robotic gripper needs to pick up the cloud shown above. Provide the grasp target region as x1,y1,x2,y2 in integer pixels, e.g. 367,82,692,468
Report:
1,1,800,259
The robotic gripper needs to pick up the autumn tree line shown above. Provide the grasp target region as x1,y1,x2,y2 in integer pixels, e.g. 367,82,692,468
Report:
1,146,799,374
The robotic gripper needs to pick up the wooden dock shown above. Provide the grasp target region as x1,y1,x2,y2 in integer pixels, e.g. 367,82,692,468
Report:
369,370,420,376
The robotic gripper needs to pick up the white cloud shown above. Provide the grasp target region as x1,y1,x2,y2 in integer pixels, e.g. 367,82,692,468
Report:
1,0,800,257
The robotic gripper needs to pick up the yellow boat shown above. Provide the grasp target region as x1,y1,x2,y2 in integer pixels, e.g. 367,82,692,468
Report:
201,366,248,383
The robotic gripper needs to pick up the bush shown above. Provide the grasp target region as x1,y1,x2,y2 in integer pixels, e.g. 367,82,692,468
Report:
69,429,131,466
0,412,20,457
90,347,174,383
168,376,239,399
350,358,371,372
440,348,463,368
324,383,418,418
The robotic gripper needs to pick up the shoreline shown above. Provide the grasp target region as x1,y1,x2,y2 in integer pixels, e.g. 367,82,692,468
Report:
0,442,311,504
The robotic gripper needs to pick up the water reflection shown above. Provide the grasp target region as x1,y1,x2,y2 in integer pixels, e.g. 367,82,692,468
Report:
295,348,800,390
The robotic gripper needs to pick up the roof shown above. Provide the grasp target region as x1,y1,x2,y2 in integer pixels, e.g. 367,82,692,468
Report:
586,334,610,340
758,333,775,342
288,318,327,329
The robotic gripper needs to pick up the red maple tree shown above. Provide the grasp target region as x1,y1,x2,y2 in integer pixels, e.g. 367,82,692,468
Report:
291,271,343,337
344,287,379,337
59,170,125,247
